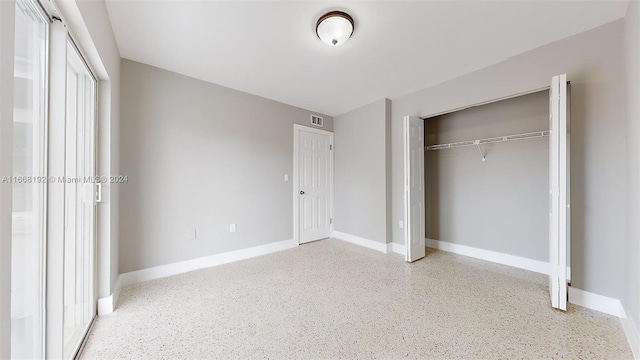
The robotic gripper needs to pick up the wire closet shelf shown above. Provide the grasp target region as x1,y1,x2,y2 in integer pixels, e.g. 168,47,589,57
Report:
425,130,550,161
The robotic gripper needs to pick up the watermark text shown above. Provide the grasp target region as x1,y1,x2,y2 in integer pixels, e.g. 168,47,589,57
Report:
1,175,129,184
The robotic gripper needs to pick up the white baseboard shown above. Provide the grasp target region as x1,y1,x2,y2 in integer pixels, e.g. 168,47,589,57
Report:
568,287,625,318
621,302,640,359
119,239,298,288
388,242,405,255
331,231,388,254
426,238,549,275
424,239,625,319
97,275,122,316
100,239,297,315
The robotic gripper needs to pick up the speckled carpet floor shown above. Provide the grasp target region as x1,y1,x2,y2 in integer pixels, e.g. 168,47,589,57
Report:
80,238,633,359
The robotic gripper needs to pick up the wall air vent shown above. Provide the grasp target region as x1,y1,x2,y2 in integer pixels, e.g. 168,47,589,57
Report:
311,115,324,127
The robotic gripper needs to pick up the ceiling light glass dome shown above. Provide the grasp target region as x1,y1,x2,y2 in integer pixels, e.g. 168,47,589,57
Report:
316,11,354,47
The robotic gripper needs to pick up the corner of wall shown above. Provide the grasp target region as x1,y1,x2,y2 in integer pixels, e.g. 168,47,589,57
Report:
622,300,640,359
97,275,122,316
624,1,640,356
333,98,391,244
384,98,393,243
109,57,120,298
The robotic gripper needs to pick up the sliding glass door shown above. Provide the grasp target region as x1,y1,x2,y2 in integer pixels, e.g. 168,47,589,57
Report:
10,0,98,358
62,40,97,359
11,0,47,358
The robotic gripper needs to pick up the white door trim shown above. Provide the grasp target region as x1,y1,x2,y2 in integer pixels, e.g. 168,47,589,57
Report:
419,86,551,120
293,124,334,245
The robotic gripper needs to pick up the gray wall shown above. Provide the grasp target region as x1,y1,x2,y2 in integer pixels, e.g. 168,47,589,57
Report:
425,91,548,261
392,20,627,299
624,0,640,342
119,59,333,273
334,99,391,244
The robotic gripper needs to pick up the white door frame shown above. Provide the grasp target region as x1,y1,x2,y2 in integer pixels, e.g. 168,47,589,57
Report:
292,124,334,245
46,20,68,358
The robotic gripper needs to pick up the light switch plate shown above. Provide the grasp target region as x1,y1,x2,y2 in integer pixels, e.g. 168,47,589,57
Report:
230,224,237,233
399,220,404,229
284,174,289,182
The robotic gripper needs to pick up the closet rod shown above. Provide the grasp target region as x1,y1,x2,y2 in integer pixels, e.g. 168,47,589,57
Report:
425,130,550,151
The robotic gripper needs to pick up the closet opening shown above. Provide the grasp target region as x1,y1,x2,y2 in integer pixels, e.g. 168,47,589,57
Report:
424,88,552,269
403,75,570,310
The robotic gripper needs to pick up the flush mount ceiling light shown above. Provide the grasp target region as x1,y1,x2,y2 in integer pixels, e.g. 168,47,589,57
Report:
316,11,354,47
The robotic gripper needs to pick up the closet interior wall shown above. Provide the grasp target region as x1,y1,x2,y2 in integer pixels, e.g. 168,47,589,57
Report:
425,90,549,262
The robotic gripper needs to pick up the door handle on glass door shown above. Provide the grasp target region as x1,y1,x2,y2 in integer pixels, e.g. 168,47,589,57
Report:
96,183,102,203
300,191,305,195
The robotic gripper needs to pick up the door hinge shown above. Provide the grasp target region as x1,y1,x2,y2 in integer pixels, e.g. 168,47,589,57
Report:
330,144,333,150
330,218,333,224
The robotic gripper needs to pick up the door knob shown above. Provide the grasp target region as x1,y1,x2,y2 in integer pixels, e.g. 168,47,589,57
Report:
300,191,305,195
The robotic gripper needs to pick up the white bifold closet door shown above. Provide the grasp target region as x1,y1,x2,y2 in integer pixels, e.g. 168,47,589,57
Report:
549,74,569,311
404,116,425,262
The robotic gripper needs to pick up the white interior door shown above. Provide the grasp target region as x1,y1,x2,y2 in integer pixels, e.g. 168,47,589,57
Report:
404,116,426,262
549,74,569,310
296,126,333,244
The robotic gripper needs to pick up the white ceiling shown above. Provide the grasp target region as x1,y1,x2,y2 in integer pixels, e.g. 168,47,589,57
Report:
105,1,629,116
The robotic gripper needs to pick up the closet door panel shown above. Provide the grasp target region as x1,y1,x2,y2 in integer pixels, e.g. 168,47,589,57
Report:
549,74,568,311
404,115,426,262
